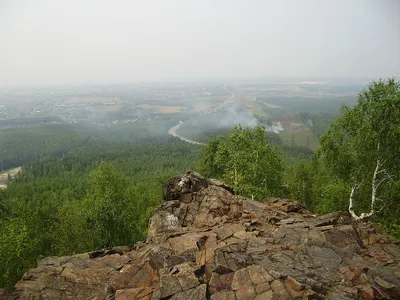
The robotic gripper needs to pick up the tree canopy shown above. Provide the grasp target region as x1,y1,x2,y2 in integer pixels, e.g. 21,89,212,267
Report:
319,78,400,219
0,137,199,289
198,125,283,199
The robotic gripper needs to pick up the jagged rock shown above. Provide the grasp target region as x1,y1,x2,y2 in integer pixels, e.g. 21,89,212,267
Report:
111,262,158,290
208,272,234,294
11,172,400,299
152,263,199,299
285,276,303,291
170,284,207,300
210,290,236,300
254,290,274,300
0,289,14,300
115,287,153,300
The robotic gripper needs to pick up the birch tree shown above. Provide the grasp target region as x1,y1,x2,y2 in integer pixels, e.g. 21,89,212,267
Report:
319,78,400,220
199,125,283,199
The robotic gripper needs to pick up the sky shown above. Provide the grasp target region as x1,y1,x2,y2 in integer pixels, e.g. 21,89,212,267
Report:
0,0,399,85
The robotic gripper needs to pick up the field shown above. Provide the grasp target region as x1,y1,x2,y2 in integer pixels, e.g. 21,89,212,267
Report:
137,104,184,113
103,105,124,112
194,103,215,111
280,116,314,147
65,97,120,104
279,127,318,149
242,101,280,118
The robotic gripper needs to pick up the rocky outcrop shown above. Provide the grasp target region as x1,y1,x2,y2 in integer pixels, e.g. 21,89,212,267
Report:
12,172,400,299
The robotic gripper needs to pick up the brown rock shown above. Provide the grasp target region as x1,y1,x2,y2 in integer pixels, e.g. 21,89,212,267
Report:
373,276,395,290
358,273,371,285
115,287,153,300
157,263,199,298
305,278,324,293
285,276,303,291
39,256,71,267
213,224,246,241
232,268,256,300
156,275,181,299
98,253,130,269
112,245,132,253
147,206,181,243
170,284,207,300
271,280,290,298
343,286,358,297
211,251,233,274
307,229,326,245
231,268,251,291
175,264,200,288
60,267,114,285
248,265,275,284
336,224,355,234
338,266,359,281
306,245,341,270
300,288,317,299
210,290,236,300
255,282,270,294
364,245,395,265
358,284,375,300
235,285,256,300
314,225,334,231
14,280,38,291
204,234,218,248
168,233,202,254
147,247,187,269
196,249,214,267
268,270,284,279
254,290,274,300
111,262,158,290
209,272,234,295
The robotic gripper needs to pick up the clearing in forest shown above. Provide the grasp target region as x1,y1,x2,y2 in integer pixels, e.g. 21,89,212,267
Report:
0,166,22,187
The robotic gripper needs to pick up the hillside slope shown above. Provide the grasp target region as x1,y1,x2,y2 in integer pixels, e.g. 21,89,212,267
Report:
5,173,400,300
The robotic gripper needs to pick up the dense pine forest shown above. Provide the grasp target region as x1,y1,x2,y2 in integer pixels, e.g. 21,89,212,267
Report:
0,79,399,289
0,123,201,288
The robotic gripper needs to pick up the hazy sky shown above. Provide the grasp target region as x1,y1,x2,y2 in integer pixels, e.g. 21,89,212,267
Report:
1,0,399,85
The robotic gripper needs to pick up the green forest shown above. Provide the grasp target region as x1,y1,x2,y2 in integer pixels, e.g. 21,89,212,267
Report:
0,78,399,289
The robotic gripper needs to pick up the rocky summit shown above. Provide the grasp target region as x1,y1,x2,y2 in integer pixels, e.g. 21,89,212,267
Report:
6,172,400,299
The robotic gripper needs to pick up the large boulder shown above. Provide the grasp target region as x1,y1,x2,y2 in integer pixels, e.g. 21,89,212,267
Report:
13,172,400,299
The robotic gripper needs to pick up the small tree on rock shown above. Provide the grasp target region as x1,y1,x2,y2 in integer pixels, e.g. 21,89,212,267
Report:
198,125,283,199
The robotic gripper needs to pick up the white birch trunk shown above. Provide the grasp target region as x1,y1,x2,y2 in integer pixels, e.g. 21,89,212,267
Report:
348,157,385,221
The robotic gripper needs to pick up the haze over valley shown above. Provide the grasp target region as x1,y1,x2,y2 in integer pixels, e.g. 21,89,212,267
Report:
0,78,362,168
1,1,400,296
